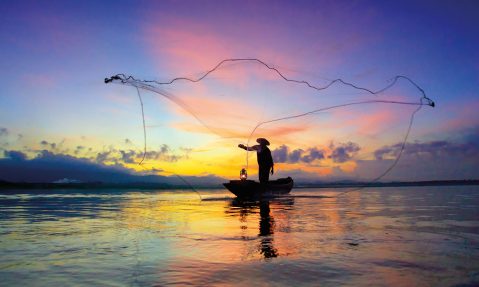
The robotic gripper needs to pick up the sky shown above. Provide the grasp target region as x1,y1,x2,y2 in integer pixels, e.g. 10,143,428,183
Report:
0,0,478,183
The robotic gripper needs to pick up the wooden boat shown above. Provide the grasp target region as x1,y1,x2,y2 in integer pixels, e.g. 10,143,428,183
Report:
223,177,294,199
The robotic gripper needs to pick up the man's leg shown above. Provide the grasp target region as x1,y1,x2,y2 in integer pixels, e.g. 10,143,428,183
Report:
259,167,270,183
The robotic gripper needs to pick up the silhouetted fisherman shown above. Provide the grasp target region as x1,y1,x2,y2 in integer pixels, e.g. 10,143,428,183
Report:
238,138,274,183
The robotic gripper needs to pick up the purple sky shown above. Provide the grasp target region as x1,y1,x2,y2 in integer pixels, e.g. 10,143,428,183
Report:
1,0,478,183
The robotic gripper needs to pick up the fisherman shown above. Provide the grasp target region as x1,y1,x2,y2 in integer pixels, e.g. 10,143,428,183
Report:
238,138,274,183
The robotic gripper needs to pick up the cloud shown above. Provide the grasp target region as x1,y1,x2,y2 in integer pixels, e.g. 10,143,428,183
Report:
40,140,57,149
93,144,184,165
328,142,360,163
272,145,325,164
120,150,136,164
271,130,479,182
272,145,288,162
74,145,85,155
0,150,131,182
289,149,303,163
302,148,325,163
364,128,479,181
145,150,181,162
374,138,479,160
4,150,27,161
0,149,225,185
119,145,182,164
96,151,113,164
273,135,479,182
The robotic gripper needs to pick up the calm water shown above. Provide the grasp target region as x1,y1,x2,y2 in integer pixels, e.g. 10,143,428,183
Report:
1,186,478,286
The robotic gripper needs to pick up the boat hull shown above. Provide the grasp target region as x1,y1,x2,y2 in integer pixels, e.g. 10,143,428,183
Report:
223,177,293,199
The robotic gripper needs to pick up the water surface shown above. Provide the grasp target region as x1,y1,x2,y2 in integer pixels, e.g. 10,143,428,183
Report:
1,186,478,286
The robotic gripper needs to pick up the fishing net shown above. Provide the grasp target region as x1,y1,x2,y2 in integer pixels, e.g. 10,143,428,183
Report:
105,59,434,183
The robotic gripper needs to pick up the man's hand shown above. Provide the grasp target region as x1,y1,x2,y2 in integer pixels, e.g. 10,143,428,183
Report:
271,166,274,175
238,144,246,149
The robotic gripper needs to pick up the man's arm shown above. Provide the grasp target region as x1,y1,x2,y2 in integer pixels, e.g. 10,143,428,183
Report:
238,144,259,151
268,149,274,175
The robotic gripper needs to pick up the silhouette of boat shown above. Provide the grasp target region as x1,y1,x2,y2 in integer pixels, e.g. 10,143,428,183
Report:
224,177,293,198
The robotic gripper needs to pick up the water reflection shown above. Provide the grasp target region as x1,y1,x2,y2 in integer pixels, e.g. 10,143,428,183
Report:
227,198,294,259
1,187,478,286
258,200,278,258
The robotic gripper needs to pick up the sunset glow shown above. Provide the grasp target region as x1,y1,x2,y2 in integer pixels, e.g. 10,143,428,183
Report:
1,0,478,183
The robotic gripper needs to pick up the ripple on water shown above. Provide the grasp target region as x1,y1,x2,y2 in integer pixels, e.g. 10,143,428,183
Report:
0,186,478,286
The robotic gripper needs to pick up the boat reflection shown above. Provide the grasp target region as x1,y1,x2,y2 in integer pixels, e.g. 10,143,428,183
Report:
226,197,294,259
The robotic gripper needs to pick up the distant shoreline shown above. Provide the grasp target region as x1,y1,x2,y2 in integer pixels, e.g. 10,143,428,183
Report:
1,179,478,190
295,179,479,189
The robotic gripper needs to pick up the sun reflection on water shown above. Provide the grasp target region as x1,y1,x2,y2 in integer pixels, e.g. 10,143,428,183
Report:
1,187,478,286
